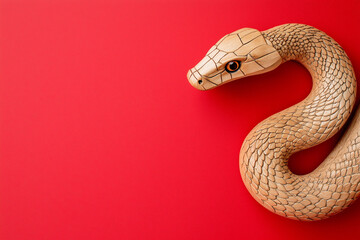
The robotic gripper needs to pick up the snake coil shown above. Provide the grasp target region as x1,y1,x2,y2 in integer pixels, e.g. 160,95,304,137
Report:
187,24,360,221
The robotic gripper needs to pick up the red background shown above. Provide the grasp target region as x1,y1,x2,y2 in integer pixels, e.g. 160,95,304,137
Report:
1,0,360,239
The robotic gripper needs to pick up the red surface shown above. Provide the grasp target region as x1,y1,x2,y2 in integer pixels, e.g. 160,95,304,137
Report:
1,0,360,239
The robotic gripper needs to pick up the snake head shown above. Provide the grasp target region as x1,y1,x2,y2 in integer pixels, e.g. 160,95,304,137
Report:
187,28,282,90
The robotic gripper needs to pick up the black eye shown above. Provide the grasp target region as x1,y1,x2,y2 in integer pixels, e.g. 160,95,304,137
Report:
225,61,241,73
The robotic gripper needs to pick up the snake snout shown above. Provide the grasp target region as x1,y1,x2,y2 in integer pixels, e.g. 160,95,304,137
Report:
187,69,205,90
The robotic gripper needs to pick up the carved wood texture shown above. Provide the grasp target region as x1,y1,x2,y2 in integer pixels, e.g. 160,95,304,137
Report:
187,24,360,221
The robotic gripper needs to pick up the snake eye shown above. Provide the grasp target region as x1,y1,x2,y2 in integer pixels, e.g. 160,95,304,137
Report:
225,61,241,73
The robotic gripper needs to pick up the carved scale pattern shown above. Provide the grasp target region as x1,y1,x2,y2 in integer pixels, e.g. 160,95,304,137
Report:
187,24,360,221
239,24,360,220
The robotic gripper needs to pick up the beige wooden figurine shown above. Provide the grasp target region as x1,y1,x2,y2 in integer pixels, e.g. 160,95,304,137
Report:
187,24,360,221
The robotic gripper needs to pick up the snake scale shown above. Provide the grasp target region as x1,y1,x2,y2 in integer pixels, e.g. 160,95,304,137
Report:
187,24,360,221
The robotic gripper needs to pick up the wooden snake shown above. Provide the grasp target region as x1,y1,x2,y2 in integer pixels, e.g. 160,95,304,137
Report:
187,24,360,221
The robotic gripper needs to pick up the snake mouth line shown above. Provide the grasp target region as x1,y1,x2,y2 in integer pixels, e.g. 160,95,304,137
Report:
202,77,218,86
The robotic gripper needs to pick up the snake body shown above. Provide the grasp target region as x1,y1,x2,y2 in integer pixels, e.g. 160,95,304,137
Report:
187,24,360,221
